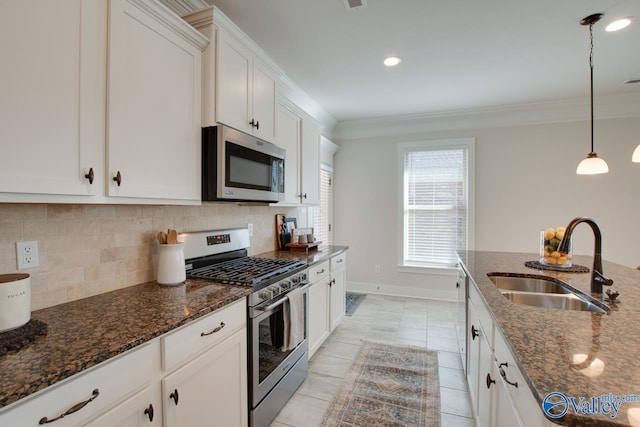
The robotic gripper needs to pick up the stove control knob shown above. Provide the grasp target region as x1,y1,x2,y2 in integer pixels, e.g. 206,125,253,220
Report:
259,289,273,300
281,280,291,290
291,276,300,284
270,285,281,296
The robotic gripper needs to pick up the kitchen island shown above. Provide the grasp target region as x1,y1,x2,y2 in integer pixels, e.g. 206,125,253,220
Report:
459,250,640,426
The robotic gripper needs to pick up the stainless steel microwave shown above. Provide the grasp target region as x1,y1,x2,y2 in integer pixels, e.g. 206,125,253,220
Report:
202,125,285,202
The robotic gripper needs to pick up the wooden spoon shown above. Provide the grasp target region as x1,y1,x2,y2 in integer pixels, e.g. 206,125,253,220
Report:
157,231,167,244
167,229,178,245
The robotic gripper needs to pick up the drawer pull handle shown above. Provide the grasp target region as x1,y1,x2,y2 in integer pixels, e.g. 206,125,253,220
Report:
486,373,496,389
317,269,325,275
471,325,479,340
201,322,225,336
113,171,122,186
336,259,343,263
499,362,518,388
170,389,179,405
39,389,99,424
144,404,154,422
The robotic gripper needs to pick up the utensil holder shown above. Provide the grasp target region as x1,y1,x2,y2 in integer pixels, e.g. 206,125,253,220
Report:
157,243,186,286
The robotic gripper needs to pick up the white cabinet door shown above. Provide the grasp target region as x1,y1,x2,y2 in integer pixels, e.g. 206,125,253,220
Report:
308,275,331,358
85,385,162,427
329,262,346,332
251,59,277,143
300,120,321,205
162,329,247,427
217,30,253,135
276,104,302,204
493,379,522,427
0,0,105,198
107,0,203,202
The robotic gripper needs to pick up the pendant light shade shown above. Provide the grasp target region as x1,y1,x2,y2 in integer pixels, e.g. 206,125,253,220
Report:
577,153,609,174
633,144,640,163
576,13,609,175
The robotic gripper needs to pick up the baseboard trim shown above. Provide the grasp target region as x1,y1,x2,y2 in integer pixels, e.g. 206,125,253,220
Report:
346,281,456,302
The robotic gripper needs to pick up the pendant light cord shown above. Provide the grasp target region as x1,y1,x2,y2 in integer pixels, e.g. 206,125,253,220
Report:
589,22,595,154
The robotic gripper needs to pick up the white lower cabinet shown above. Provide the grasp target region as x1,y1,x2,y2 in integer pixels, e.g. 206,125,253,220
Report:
85,385,162,427
467,281,554,427
308,261,331,358
0,300,248,427
329,253,347,332
162,328,247,427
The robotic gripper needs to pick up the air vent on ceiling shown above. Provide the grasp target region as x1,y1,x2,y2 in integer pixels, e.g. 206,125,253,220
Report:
343,0,368,11
623,78,640,85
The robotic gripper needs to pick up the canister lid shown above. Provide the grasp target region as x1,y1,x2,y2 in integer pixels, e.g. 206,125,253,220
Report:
0,273,30,283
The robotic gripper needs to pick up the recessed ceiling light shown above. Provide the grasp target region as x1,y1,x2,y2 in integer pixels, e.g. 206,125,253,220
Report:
605,17,634,32
383,56,401,67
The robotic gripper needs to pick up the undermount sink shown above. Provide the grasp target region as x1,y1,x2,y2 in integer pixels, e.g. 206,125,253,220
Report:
488,274,571,294
501,291,607,313
487,273,609,313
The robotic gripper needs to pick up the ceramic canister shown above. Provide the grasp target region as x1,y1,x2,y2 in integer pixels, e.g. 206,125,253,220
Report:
157,243,186,286
0,273,31,332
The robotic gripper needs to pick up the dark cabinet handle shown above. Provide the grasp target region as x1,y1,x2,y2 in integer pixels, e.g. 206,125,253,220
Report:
201,322,225,336
456,281,460,288
39,389,99,424
303,193,307,199
144,404,154,422
113,171,122,186
471,325,479,340
329,279,335,287
499,362,518,388
486,373,496,389
170,389,179,405
84,168,94,184
255,120,259,130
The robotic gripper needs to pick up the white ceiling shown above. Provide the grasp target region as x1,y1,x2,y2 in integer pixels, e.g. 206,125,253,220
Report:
206,0,640,123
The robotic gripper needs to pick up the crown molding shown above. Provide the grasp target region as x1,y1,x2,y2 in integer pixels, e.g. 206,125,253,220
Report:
130,0,209,50
333,92,640,141
156,0,208,16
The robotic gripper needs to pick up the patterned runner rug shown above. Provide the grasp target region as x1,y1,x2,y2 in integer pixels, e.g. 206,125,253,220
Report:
321,340,441,426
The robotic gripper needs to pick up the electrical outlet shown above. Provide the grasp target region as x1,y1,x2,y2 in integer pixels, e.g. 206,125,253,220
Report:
247,223,254,237
374,265,381,274
16,240,39,269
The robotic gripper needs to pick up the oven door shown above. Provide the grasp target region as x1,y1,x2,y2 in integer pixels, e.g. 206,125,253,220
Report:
249,286,309,407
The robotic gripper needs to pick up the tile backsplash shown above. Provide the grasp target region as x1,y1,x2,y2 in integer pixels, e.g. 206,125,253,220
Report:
0,203,300,310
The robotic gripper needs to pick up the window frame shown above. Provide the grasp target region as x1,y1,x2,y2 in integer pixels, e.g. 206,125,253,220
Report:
397,138,475,274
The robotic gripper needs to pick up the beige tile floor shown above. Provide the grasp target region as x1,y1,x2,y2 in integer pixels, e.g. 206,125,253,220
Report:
270,294,475,427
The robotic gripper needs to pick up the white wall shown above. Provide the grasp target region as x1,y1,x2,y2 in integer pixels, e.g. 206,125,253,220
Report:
334,115,640,301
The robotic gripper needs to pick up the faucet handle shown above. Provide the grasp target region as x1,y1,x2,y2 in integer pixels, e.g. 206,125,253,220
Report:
594,270,614,287
605,288,620,301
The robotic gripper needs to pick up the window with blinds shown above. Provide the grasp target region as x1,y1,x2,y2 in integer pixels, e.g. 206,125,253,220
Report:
401,142,470,268
313,169,332,246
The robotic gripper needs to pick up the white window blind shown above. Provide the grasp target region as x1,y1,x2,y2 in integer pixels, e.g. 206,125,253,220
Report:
403,146,468,268
313,169,332,246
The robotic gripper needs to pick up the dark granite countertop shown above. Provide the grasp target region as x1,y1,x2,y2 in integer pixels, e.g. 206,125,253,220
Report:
0,245,348,411
458,251,640,427
0,280,251,410
257,245,349,266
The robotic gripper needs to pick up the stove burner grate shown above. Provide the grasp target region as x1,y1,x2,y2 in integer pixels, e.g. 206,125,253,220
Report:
188,257,305,286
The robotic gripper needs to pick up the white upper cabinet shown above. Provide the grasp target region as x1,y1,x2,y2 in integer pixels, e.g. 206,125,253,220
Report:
300,119,321,205
0,0,105,199
106,0,207,202
186,7,278,144
276,104,302,205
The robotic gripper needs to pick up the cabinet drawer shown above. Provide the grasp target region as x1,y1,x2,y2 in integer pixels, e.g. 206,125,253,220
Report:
330,253,346,271
162,299,246,372
0,342,157,427
469,282,494,347
494,329,548,427
309,260,330,282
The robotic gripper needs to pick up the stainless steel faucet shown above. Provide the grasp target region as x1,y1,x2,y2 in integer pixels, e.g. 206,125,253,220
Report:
557,217,613,293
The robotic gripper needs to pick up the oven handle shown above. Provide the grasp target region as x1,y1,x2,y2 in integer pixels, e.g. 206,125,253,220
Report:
258,284,309,312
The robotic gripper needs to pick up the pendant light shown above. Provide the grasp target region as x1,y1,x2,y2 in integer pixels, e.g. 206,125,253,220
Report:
576,13,609,175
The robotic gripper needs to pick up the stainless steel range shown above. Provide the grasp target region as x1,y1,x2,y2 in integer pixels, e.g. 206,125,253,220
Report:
182,228,309,427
